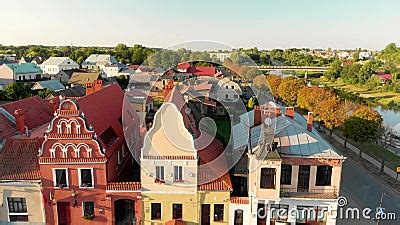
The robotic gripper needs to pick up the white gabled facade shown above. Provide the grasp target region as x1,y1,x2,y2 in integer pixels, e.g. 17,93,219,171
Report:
40,57,79,75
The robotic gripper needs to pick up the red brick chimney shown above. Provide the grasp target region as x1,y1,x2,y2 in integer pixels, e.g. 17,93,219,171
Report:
274,107,281,116
94,80,103,92
85,82,95,95
49,98,59,113
254,106,261,126
285,107,294,119
14,109,25,133
164,80,174,98
307,112,313,132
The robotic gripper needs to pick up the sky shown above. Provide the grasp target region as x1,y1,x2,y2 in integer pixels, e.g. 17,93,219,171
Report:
1,0,400,50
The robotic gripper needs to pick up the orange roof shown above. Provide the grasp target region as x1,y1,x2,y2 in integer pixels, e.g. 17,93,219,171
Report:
188,66,216,76
230,197,249,204
198,173,232,191
106,182,141,191
0,138,44,180
177,62,191,70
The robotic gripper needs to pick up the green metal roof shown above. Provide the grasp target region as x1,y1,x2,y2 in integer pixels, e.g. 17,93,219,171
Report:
5,63,42,75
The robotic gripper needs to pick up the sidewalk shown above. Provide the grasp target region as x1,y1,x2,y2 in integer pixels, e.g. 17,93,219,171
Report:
319,128,400,194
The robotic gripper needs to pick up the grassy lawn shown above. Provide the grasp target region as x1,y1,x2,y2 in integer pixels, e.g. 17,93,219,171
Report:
334,129,400,170
315,78,400,105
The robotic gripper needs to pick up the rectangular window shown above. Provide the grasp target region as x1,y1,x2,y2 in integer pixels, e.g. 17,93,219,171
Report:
7,197,28,222
83,202,94,218
100,126,118,148
214,204,224,221
174,166,183,182
155,166,164,181
172,203,182,219
54,169,68,187
79,169,93,188
316,166,332,186
225,94,229,99
151,203,162,220
280,164,292,185
271,204,289,221
260,168,276,189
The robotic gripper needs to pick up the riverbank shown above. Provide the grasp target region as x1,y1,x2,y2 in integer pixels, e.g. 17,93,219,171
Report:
314,78,400,110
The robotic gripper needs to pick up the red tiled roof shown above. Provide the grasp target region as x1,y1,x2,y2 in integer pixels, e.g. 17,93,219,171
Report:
128,65,140,70
177,62,191,70
0,113,15,140
143,155,196,160
0,138,44,180
39,157,107,164
1,96,53,130
187,66,216,76
106,182,141,191
198,173,232,191
230,197,249,204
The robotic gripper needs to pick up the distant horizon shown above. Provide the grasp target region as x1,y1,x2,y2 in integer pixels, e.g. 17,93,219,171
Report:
2,0,400,50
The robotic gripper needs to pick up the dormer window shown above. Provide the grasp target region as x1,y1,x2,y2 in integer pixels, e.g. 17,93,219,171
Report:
100,126,118,148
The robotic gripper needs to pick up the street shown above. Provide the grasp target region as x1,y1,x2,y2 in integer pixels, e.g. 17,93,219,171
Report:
338,156,400,225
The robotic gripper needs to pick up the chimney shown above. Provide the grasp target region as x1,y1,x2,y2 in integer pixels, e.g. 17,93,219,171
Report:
307,112,313,132
14,109,25,133
253,106,261,126
285,107,294,119
274,107,281,116
49,98,59,113
164,80,174,98
85,82,95,95
94,80,103,92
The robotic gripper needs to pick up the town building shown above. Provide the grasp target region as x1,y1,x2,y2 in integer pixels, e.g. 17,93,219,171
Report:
0,96,55,224
40,57,80,75
38,82,143,224
231,104,345,225
0,63,42,83
31,80,65,91
82,54,118,71
68,71,102,86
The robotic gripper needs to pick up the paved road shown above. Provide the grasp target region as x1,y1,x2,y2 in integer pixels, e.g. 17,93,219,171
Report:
337,156,400,225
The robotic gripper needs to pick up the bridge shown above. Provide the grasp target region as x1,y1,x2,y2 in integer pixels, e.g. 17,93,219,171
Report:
253,65,328,72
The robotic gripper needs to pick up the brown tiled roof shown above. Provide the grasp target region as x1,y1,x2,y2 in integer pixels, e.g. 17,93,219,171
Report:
142,155,196,160
198,173,232,191
230,197,249,204
39,157,107,164
106,182,141,191
0,138,44,180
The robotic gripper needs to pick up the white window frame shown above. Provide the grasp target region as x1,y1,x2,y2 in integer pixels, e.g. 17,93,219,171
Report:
52,168,69,188
6,197,29,223
78,168,94,189
174,166,183,182
155,166,165,181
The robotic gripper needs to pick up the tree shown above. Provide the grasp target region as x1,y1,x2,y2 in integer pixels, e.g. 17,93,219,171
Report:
37,89,54,99
353,105,383,124
297,87,336,113
342,116,381,157
277,77,305,106
4,83,32,100
317,95,343,136
266,75,282,97
378,125,397,174
357,61,375,84
340,64,362,84
324,59,342,81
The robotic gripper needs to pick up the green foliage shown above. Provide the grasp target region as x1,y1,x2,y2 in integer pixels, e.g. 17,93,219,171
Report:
324,59,342,80
342,116,380,143
277,77,306,106
37,89,54,99
4,83,32,100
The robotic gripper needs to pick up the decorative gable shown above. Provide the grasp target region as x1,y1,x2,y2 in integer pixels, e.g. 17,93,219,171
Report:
39,99,106,163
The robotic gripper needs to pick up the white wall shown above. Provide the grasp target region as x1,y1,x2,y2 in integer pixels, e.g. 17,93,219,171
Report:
229,203,251,225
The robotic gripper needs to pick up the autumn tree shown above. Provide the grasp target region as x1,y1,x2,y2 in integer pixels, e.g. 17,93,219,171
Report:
317,95,343,137
277,77,305,106
266,75,282,97
297,87,336,113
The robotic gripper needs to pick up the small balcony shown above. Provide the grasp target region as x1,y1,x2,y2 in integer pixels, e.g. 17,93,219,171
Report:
280,187,338,199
